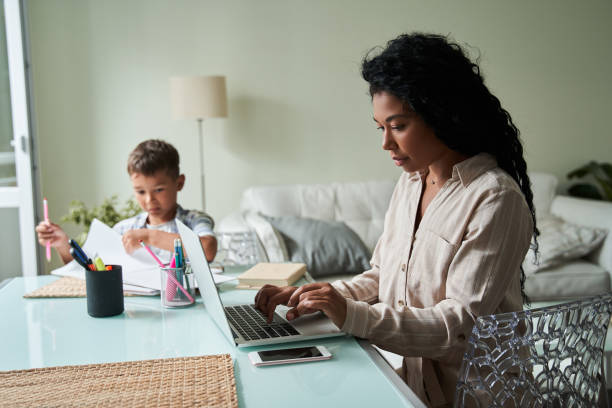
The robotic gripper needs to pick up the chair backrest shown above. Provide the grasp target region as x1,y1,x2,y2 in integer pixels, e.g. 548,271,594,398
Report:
454,292,612,407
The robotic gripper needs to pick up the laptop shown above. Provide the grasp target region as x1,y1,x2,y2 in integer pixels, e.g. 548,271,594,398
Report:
176,220,344,347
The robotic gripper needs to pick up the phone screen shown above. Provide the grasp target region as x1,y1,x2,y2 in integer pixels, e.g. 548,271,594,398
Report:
258,346,323,362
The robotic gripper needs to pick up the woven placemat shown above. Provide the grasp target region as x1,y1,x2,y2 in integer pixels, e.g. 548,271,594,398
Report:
23,276,140,298
0,354,238,408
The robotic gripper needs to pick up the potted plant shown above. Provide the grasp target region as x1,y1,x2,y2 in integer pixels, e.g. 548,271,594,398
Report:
61,195,140,244
567,161,612,201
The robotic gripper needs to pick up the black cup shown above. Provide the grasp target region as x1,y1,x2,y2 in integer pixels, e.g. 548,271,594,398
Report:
85,265,124,317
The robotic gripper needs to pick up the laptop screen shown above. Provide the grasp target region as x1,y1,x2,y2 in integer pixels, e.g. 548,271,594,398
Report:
176,220,235,344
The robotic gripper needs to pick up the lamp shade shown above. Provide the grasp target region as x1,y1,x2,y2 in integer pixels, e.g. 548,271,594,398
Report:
170,75,228,119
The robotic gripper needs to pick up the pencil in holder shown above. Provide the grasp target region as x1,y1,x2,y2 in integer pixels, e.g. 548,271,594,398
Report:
160,263,195,308
85,265,124,317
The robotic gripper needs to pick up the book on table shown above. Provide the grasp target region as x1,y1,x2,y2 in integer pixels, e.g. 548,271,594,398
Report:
236,262,307,289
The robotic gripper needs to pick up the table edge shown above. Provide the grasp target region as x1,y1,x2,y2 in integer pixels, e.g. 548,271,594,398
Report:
357,339,427,408
0,277,14,291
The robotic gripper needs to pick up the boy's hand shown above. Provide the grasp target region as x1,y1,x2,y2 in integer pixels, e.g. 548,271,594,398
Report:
122,229,150,254
36,221,69,248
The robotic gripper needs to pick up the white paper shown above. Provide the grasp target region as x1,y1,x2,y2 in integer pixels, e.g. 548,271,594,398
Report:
51,219,235,290
210,274,237,285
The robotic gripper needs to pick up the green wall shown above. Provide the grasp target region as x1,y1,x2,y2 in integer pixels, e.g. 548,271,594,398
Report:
27,0,612,272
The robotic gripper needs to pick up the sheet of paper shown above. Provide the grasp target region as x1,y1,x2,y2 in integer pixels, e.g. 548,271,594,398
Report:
210,274,236,285
51,219,236,289
51,219,160,288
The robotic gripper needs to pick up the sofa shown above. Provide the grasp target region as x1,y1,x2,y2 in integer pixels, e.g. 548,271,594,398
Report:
218,172,612,301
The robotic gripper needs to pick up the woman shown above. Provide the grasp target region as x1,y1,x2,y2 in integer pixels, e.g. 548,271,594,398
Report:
255,33,538,407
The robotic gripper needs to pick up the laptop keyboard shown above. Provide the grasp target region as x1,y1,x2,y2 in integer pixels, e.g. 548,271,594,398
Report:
224,304,300,341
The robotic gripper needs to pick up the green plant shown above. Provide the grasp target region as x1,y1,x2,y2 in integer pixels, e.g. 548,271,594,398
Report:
61,195,141,244
567,161,612,201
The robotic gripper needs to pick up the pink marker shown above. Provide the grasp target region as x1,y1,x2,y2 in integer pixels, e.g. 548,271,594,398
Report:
166,256,178,301
43,198,51,261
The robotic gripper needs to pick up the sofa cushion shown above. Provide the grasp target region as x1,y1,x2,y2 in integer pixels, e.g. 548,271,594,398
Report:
243,211,288,262
528,172,558,217
263,215,371,278
240,181,396,252
551,195,612,275
523,214,607,275
524,260,610,301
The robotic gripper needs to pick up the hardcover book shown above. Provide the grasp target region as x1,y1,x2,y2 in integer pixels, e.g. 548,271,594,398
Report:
236,262,307,289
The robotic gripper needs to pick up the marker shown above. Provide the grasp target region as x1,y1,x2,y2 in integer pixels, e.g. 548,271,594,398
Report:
177,239,184,267
93,256,106,271
69,248,95,271
69,239,92,266
43,198,51,261
174,239,181,268
70,248,89,269
165,254,178,301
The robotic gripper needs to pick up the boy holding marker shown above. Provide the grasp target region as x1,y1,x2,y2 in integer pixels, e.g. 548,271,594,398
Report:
36,139,217,264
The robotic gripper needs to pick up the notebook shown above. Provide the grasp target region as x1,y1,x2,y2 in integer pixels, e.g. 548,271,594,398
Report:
236,262,306,289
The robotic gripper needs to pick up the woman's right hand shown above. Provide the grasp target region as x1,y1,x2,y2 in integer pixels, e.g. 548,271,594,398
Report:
254,285,299,324
35,221,68,248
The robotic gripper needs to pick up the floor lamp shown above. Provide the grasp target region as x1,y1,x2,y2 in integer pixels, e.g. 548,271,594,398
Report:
170,75,227,210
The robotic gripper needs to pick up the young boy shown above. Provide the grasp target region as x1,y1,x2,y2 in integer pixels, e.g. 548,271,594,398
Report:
36,139,217,264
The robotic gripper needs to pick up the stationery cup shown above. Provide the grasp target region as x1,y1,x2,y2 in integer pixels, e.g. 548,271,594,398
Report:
160,264,195,308
85,265,124,317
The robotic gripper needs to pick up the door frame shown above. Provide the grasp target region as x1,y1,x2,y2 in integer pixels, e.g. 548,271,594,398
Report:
1,0,39,276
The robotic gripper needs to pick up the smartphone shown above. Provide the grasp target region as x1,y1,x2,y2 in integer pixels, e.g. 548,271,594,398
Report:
248,345,332,366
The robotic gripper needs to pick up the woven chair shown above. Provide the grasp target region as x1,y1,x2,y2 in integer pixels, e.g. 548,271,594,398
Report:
454,292,612,407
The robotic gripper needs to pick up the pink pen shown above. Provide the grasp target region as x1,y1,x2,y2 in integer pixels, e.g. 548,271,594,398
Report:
43,198,51,261
138,240,193,303
138,240,164,267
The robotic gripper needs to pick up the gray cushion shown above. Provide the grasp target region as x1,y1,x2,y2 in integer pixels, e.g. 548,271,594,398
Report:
522,215,607,275
263,215,371,278
524,260,610,301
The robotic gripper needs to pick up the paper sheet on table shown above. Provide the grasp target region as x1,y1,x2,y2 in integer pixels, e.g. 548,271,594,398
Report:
51,219,236,291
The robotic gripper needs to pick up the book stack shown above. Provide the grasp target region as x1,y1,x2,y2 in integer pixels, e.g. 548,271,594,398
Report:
236,262,307,290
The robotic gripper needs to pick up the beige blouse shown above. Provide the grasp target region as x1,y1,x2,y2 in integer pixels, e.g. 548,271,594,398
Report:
332,153,533,407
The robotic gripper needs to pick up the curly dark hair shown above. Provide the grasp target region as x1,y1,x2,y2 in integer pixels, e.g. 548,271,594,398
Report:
361,32,538,305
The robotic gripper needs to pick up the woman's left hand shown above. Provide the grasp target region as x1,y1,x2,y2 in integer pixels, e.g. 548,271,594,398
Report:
286,282,347,329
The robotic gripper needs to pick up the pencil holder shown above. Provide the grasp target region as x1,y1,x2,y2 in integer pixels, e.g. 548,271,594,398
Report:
160,264,195,308
85,265,124,317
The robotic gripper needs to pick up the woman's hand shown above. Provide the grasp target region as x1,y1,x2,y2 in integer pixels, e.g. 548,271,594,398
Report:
286,283,347,329
254,285,299,323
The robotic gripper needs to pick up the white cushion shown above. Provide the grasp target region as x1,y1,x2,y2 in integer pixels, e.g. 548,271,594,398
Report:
528,172,558,217
242,211,288,262
525,260,610,301
523,214,607,275
551,195,612,273
240,180,396,251
216,211,249,233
